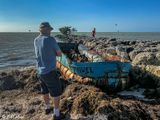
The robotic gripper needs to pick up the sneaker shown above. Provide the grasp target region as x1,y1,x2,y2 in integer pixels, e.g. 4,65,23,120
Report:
53,113,65,120
45,107,53,115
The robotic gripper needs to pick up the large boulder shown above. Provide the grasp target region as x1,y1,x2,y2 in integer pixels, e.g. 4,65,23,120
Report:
156,52,160,65
129,41,136,45
145,65,160,89
143,47,155,52
131,65,160,88
116,46,133,60
129,50,141,61
106,47,117,55
145,65,160,78
132,52,158,65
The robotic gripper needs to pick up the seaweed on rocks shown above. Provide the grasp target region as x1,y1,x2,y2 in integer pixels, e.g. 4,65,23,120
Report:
0,67,40,92
0,67,160,120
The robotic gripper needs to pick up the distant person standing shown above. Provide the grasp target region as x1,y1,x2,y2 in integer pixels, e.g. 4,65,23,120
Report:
92,28,96,38
34,22,64,120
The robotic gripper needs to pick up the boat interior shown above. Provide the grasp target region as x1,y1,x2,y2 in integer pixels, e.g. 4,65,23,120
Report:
58,42,89,62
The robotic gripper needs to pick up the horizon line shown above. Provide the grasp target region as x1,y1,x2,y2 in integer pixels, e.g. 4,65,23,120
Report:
0,31,160,33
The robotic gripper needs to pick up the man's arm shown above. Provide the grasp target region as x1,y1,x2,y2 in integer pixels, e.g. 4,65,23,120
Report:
51,37,62,56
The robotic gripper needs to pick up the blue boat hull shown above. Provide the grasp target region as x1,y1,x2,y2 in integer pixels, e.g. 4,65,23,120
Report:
57,42,131,90
71,61,131,78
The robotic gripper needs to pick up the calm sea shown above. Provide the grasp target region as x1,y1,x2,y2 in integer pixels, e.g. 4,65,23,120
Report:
0,32,160,70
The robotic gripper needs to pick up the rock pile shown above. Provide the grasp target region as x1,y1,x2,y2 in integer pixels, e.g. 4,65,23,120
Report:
62,35,160,97
66,35,160,63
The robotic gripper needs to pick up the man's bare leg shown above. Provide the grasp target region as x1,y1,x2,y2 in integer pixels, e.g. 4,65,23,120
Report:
43,94,50,109
53,96,60,117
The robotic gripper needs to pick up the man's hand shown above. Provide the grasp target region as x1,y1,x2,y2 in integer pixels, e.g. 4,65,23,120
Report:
56,50,62,56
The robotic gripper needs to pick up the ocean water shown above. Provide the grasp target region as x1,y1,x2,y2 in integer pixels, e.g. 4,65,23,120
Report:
0,32,160,70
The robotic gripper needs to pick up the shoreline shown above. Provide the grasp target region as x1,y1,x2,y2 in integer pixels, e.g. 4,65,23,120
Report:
0,65,35,73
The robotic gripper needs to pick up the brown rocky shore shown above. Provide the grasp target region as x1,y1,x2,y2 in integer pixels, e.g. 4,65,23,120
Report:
0,35,160,120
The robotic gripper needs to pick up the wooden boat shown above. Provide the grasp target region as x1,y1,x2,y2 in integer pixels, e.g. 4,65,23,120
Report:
56,42,131,91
